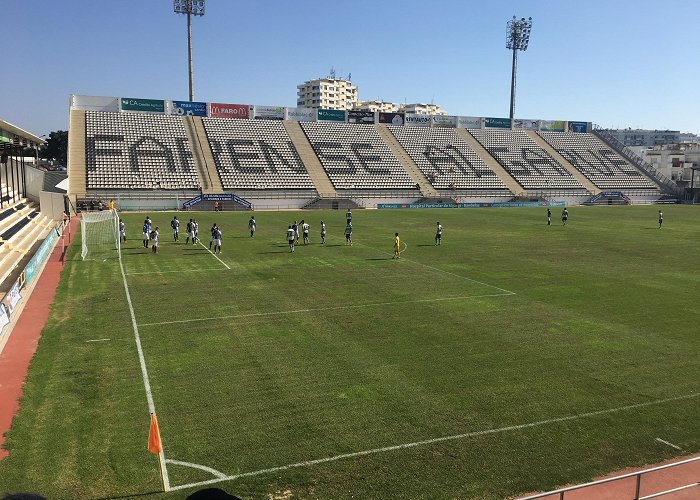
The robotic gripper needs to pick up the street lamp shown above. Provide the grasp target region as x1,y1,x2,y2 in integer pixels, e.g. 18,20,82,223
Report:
506,16,533,122
173,0,206,101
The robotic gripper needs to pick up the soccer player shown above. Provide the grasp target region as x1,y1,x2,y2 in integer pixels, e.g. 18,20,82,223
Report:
249,216,256,238
302,220,310,244
212,225,222,253
345,222,352,246
658,210,663,228
393,232,401,259
293,221,299,243
561,208,569,226
287,225,295,252
171,216,180,241
547,208,551,226
185,219,194,244
346,208,352,225
119,219,126,243
320,221,326,244
194,220,199,243
209,223,217,249
142,219,150,248
435,222,442,246
150,226,159,254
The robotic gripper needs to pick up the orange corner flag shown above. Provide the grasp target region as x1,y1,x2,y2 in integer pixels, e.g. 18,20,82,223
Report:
148,413,162,454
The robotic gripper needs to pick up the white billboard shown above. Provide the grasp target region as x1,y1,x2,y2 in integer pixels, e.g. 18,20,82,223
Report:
513,119,540,130
404,113,432,127
457,116,482,129
432,115,458,128
253,105,285,120
285,107,316,121
70,95,120,112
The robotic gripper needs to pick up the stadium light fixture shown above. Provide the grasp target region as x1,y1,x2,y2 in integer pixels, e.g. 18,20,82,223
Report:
506,16,533,122
173,0,206,102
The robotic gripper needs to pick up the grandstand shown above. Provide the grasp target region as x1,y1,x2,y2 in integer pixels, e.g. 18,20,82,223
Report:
67,95,672,209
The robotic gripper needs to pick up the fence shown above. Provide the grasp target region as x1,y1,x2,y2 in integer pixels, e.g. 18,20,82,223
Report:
516,456,699,500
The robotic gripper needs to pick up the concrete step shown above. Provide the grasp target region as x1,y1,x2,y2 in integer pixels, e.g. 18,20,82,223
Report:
283,121,337,198
456,129,523,196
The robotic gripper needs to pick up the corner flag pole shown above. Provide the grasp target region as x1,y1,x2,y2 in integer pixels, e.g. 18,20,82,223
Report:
148,412,168,491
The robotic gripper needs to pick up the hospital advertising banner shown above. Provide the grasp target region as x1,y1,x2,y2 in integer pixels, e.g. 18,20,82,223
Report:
567,121,589,133
209,103,250,119
170,100,207,116
285,107,316,121
347,110,376,124
457,116,483,129
484,117,511,129
404,114,432,127
432,115,458,128
254,105,285,120
513,119,540,130
120,97,165,113
378,112,405,125
317,109,346,122
540,120,566,132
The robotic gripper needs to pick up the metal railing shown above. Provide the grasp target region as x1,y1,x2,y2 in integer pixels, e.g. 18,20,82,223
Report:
517,456,699,500
592,126,681,196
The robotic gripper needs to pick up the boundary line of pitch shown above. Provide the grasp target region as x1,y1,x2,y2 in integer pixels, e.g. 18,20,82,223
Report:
166,392,699,492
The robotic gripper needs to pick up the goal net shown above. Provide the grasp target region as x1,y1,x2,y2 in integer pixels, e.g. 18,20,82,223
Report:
81,209,121,261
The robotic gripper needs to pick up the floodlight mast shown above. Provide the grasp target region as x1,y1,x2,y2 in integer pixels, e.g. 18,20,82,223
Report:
506,16,532,122
174,0,205,101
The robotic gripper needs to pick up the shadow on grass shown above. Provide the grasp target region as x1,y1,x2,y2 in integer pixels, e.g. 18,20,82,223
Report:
94,490,163,500
365,257,390,261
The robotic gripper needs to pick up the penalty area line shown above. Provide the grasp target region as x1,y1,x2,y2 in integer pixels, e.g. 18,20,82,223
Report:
137,292,513,327
167,392,699,492
197,241,230,270
125,267,224,276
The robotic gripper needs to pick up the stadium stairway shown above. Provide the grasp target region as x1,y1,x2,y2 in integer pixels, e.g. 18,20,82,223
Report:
374,125,439,198
68,109,87,198
455,129,523,196
185,116,224,194
0,196,52,289
283,121,338,198
526,130,600,195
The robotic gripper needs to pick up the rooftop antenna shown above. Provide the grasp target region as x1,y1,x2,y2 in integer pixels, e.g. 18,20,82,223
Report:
330,67,336,79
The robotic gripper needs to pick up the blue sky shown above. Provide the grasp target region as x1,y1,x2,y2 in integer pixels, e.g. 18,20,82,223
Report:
3,0,698,136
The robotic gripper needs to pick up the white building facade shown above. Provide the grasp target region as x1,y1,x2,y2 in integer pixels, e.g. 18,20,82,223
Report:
296,78,358,110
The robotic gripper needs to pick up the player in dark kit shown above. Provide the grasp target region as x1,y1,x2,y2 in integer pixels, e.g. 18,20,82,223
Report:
547,208,551,226
171,216,180,241
185,219,194,244
658,210,663,228
561,208,568,226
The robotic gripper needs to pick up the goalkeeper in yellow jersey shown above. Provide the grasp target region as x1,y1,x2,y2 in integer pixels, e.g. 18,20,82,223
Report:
392,232,401,259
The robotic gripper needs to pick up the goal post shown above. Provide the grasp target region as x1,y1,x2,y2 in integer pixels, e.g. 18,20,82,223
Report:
81,209,121,261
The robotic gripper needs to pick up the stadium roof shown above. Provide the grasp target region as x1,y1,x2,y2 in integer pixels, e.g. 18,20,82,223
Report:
0,118,46,148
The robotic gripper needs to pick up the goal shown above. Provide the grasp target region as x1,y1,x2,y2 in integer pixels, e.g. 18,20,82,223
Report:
81,209,121,260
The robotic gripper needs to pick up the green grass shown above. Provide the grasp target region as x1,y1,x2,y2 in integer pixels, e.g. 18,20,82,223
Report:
0,205,698,499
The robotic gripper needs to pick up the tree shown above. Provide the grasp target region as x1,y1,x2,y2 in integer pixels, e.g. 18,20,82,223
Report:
40,130,68,166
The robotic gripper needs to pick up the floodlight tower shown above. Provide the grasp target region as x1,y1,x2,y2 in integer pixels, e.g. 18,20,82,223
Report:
506,16,533,122
174,0,206,101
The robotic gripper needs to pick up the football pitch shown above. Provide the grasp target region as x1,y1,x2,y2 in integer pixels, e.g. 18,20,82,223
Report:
0,205,698,499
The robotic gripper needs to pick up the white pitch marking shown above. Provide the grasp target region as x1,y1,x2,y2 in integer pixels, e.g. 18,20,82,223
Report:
137,292,513,327
197,241,231,270
655,438,682,450
126,268,223,276
166,459,227,479
118,256,171,490
85,338,110,343
167,392,699,492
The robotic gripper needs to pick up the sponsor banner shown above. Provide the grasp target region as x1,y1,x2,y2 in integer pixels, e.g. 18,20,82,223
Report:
317,109,346,122
567,121,589,133
285,107,316,121
120,97,165,113
484,117,511,129
457,116,482,129
378,201,566,209
210,103,250,119
432,115,458,128
378,112,405,125
170,100,207,117
513,119,540,130
254,105,285,120
182,194,203,209
540,120,566,132
70,95,120,112
405,113,432,127
347,110,376,124
0,303,9,336
23,226,59,286
5,282,22,315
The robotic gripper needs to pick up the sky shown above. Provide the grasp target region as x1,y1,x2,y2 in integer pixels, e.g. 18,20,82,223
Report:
2,0,698,137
